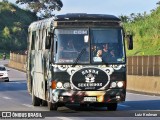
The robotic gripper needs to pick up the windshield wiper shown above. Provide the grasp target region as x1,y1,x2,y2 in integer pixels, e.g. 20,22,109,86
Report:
72,48,86,67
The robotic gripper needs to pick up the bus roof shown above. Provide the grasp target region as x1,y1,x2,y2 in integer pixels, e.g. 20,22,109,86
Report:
55,13,121,22
29,13,121,31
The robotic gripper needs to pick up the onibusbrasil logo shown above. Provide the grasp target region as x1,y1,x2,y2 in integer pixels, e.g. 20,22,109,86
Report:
1,112,44,119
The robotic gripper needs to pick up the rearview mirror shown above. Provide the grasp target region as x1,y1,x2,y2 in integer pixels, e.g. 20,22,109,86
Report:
126,35,133,50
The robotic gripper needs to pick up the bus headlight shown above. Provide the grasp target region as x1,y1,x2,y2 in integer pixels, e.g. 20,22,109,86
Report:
110,82,117,88
110,81,124,88
117,81,124,88
63,82,70,88
57,82,63,88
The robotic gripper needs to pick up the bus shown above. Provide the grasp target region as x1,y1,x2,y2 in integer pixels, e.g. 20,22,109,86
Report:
27,13,133,111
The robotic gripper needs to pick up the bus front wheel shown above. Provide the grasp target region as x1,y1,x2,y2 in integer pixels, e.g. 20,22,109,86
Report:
107,103,117,111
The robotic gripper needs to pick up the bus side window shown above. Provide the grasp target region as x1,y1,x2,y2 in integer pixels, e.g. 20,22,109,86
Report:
42,28,46,50
31,31,36,50
35,31,39,51
45,29,51,49
39,29,42,50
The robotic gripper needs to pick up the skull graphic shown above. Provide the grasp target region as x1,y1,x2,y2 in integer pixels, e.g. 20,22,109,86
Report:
85,73,95,83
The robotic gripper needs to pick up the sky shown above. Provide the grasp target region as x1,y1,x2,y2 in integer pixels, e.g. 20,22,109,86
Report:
9,0,159,17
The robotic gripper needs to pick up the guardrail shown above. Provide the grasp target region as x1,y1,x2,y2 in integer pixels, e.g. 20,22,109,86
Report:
127,56,160,76
10,52,27,64
9,52,27,71
8,52,160,95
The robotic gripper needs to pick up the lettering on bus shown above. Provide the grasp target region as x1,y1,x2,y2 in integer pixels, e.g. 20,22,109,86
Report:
73,30,88,34
57,29,88,34
71,67,110,90
81,69,99,75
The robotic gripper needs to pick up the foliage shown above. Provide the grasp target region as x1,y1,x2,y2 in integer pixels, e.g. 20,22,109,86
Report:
16,0,63,18
123,6,160,56
2,26,10,38
0,2,37,53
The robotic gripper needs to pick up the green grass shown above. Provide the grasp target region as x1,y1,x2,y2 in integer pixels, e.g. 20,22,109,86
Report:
0,53,9,59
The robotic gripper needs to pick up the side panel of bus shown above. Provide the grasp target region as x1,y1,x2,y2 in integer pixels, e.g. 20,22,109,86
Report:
27,25,52,101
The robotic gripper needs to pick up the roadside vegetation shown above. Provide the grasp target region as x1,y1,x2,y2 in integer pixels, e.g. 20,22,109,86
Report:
0,2,37,56
120,2,160,56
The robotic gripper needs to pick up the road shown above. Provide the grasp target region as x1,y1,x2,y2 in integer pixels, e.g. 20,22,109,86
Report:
0,60,160,120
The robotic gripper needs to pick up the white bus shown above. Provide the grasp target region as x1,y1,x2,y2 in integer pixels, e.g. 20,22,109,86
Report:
27,13,133,111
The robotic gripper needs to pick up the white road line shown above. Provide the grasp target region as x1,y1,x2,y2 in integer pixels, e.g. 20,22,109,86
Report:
22,104,33,108
56,117,73,120
6,81,26,84
3,96,12,100
127,92,160,97
118,104,130,108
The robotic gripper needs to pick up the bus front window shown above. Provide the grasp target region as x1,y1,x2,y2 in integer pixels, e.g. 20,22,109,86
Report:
91,28,125,64
54,28,89,64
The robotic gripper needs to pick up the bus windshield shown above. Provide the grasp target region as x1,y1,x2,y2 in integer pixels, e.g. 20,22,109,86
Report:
54,28,125,64
91,28,125,63
54,28,89,64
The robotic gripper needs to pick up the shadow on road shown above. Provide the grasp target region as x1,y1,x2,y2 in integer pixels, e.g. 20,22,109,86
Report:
62,99,160,112
0,80,27,91
122,100,160,111
43,100,160,117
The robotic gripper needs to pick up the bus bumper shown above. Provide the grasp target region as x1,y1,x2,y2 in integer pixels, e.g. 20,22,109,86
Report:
52,89,126,104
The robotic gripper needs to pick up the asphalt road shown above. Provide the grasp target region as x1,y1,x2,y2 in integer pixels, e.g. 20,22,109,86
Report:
0,60,160,120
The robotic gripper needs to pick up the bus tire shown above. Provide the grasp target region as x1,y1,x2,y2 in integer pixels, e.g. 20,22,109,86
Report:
107,103,117,111
41,100,48,106
48,102,58,111
32,89,40,106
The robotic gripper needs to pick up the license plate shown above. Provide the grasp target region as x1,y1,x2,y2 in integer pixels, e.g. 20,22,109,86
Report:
84,97,96,102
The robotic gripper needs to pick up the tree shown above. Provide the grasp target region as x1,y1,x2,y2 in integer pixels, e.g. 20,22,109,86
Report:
119,15,129,23
156,1,160,6
16,0,63,18
2,26,10,38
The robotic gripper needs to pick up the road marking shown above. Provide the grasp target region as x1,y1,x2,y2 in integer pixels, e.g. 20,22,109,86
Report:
22,104,33,108
118,104,130,108
3,96,12,100
127,92,160,98
6,81,26,84
56,117,73,120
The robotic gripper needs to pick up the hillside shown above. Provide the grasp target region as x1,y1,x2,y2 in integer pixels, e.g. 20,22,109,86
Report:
0,2,37,53
124,6,160,56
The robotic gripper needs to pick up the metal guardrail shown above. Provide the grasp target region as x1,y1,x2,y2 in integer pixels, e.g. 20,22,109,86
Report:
127,56,160,76
10,52,27,64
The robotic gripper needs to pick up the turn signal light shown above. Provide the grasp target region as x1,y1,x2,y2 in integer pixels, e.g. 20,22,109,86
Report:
51,81,56,89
